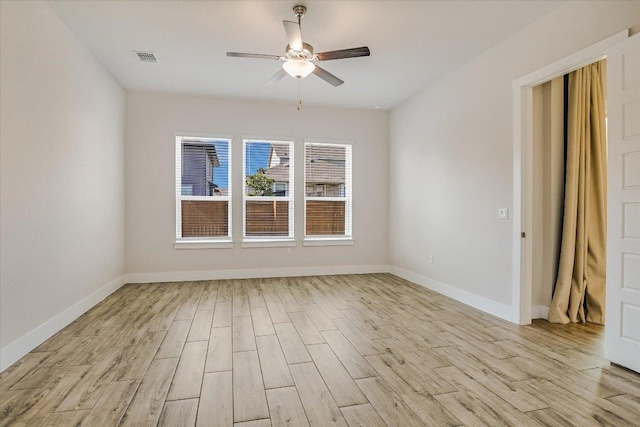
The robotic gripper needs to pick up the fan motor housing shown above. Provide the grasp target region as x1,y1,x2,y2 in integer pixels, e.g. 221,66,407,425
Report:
286,42,314,60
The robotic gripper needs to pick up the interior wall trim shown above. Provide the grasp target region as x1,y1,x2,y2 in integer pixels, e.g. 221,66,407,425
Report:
389,266,513,322
4,263,520,372
0,275,127,372
124,264,391,284
531,305,550,320
1,264,391,373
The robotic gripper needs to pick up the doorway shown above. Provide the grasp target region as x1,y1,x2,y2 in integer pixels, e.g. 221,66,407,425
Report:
510,30,628,326
514,29,640,374
530,62,609,324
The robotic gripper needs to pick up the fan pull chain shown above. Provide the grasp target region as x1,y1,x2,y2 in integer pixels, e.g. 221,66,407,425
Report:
297,78,302,111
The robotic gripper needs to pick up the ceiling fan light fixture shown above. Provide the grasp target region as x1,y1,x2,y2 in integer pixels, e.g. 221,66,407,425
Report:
226,4,368,88
283,59,315,79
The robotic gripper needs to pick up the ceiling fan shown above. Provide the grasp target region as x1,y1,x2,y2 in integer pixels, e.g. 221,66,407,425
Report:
226,5,370,87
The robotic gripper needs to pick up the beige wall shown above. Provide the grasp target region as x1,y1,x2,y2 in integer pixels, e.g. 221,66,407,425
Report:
2,0,637,370
532,78,565,310
389,1,640,307
0,1,126,353
125,92,389,275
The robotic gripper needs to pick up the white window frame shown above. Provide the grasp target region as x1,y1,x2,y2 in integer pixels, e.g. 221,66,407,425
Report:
242,138,295,246
303,141,353,245
175,135,233,249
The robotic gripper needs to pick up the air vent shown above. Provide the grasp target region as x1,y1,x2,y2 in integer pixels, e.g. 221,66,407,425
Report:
133,51,158,63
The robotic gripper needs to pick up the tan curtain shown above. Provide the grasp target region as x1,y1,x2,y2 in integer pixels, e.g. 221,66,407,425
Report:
548,61,607,325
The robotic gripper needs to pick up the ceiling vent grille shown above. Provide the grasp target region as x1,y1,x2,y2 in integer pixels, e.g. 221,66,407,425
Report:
133,51,158,63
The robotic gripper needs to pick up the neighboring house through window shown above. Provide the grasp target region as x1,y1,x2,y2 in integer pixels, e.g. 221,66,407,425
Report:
265,142,291,196
175,136,231,242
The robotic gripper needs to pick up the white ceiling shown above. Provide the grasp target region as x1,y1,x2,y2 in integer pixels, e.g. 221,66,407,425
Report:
47,0,564,110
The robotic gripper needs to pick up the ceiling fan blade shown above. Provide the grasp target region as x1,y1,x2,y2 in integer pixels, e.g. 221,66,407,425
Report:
312,65,344,87
265,69,288,85
226,52,282,60
316,47,370,61
283,20,303,51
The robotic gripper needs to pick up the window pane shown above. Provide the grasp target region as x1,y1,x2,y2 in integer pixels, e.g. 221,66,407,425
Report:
181,139,229,196
245,141,291,197
305,145,346,197
246,200,289,236
306,200,345,235
182,200,229,237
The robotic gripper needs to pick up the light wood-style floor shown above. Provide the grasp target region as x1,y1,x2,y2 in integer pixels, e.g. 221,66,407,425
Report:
1,274,639,426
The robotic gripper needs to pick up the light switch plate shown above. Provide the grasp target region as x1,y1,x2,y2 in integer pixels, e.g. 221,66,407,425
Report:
498,208,509,219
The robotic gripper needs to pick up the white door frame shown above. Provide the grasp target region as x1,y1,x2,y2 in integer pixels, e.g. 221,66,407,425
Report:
511,30,629,325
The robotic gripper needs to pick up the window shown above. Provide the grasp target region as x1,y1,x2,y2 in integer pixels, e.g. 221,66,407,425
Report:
243,139,294,240
304,142,352,239
175,136,231,243
274,182,288,196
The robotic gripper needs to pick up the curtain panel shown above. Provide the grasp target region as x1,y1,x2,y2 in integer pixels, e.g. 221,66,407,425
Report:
548,60,607,325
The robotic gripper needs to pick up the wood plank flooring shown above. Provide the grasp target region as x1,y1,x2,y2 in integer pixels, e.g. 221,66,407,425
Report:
1,273,640,426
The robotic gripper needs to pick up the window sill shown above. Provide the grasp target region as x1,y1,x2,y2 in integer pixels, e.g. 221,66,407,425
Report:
241,239,297,248
303,238,354,247
174,240,234,249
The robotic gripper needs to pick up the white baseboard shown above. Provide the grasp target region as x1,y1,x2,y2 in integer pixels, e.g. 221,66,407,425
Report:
389,266,514,322
6,264,517,372
532,305,550,320
0,275,127,372
124,264,391,284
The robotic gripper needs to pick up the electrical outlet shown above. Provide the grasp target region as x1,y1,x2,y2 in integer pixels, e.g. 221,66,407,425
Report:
429,255,433,264
287,248,292,255
498,208,509,219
